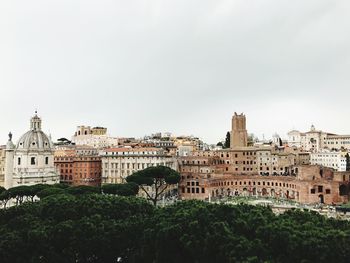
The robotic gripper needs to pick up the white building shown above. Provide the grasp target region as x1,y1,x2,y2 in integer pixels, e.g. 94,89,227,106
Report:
100,147,177,184
4,113,59,188
71,125,118,148
310,151,347,171
287,125,350,152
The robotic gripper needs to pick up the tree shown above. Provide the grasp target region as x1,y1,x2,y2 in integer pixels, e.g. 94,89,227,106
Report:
126,166,180,206
224,131,230,148
216,142,224,147
52,183,70,189
65,185,100,195
102,183,139,196
7,185,31,205
37,187,65,199
0,190,11,208
26,184,52,202
248,133,256,146
0,196,350,262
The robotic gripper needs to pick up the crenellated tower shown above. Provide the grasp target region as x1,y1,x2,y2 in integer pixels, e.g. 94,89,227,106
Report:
231,112,248,148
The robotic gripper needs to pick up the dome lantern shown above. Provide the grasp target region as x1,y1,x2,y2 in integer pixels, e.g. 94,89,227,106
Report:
30,111,42,131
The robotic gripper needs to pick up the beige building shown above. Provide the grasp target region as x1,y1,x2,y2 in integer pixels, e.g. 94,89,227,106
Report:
72,125,118,148
287,125,350,152
100,147,177,184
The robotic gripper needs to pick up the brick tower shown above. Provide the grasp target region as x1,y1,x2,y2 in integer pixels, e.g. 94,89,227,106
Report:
231,112,248,148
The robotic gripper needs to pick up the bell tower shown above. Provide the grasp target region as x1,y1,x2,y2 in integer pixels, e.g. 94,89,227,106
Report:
231,112,248,148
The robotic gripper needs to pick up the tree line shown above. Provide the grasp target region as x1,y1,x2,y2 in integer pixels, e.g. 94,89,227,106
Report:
0,193,349,262
0,165,180,208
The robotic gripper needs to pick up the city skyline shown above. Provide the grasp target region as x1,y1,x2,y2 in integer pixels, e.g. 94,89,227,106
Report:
1,0,350,144
1,110,349,145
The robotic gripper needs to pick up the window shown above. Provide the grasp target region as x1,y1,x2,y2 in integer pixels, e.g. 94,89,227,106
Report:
18,157,21,165
318,186,323,193
31,157,36,165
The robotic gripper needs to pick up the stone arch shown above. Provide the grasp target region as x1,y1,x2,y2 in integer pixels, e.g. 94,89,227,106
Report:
242,188,248,196
319,194,324,204
253,188,257,196
215,189,219,196
262,188,268,196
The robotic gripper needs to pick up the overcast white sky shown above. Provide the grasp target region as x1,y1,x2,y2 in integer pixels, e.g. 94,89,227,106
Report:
1,0,350,144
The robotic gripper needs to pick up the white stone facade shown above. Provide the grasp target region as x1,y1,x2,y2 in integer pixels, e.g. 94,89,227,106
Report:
310,151,347,172
4,113,59,188
72,125,118,148
100,147,177,184
287,125,346,152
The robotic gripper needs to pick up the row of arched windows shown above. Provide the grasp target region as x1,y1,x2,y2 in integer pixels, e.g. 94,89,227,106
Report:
213,180,297,189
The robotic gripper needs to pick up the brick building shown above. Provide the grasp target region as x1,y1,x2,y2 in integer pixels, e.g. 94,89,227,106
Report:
178,114,350,205
54,145,102,186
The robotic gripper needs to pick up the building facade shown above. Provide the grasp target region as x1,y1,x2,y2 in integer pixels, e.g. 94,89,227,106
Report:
4,113,59,188
100,147,177,184
72,125,118,148
179,114,350,205
310,151,348,172
287,126,350,151
54,145,102,186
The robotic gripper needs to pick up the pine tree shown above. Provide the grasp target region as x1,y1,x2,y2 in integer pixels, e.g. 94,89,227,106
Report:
224,132,230,148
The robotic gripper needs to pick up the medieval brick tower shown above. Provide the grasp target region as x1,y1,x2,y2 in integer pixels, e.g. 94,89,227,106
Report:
231,112,248,148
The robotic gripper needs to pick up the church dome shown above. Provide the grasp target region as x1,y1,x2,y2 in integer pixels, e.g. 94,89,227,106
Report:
16,113,53,151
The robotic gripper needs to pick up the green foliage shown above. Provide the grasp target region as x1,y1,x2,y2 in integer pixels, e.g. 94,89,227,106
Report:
65,185,100,195
216,142,224,147
127,166,180,205
7,185,31,205
102,182,139,196
248,133,256,146
0,190,11,208
36,187,65,199
224,131,230,148
52,183,70,189
0,198,349,263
